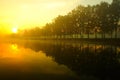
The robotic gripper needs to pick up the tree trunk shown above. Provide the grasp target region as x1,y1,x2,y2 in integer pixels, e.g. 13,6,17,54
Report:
110,31,113,39
101,32,103,39
95,32,97,39
87,32,89,39
103,32,105,39
115,27,117,39
80,32,83,39
101,32,105,39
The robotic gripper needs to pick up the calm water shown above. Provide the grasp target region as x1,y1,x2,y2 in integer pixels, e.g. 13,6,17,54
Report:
0,40,120,80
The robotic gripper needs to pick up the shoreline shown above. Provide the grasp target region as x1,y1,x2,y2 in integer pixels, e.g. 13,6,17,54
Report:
0,38,120,46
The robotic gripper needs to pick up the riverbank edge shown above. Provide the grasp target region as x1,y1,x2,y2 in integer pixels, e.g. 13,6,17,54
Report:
1,38,120,46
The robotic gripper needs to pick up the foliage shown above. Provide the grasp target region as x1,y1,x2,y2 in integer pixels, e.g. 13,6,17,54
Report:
18,0,120,39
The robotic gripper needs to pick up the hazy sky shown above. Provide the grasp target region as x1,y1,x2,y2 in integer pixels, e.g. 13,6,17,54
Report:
0,0,112,34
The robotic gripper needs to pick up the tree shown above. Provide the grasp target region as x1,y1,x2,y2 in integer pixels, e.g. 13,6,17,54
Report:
109,0,120,38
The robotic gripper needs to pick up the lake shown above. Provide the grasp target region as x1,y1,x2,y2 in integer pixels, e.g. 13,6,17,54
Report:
0,40,120,80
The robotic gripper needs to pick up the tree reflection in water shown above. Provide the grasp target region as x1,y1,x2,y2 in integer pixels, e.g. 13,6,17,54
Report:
7,40,120,80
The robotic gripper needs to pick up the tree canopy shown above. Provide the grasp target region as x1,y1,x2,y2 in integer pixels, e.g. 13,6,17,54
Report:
15,0,120,39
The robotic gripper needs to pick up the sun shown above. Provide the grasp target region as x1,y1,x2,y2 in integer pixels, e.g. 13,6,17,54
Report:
12,28,18,33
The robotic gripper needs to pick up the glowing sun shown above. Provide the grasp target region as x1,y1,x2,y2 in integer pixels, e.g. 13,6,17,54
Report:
12,28,18,33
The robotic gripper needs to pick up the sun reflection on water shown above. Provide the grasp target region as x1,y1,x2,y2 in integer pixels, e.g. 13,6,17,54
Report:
0,43,74,77
11,44,18,52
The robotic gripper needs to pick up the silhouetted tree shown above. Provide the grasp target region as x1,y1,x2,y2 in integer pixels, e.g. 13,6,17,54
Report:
109,0,120,38
18,0,120,39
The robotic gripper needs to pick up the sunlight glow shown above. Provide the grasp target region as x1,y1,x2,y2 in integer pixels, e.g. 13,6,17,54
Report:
0,0,112,34
12,28,18,33
46,2,66,9
11,44,18,51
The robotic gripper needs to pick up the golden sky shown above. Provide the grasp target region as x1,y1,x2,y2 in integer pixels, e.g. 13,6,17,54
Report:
0,0,112,34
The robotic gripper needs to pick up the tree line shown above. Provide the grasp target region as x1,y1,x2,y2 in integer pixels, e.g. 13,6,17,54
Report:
16,0,120,39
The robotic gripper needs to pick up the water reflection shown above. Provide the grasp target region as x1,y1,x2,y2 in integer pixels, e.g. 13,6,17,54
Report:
0,42,76,80
0,40,120,80
11,44,18,51
14,40,120,80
